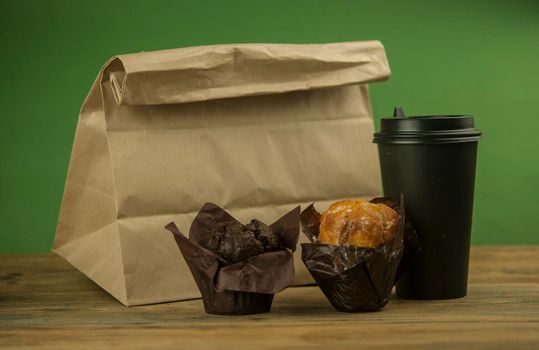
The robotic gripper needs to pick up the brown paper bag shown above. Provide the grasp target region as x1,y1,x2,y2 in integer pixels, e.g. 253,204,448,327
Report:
53,41,390,306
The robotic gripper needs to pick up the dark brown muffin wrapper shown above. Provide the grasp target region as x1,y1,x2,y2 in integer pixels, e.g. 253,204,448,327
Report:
300,195,420,312
165,203,300,315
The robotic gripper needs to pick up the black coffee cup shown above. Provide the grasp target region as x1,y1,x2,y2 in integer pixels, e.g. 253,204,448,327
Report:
373,107,481,299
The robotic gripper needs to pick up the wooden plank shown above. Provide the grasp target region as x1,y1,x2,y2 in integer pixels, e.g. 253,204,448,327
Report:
1,283,538,325
1,247,538,349
1,322,539,350
468,246,539,283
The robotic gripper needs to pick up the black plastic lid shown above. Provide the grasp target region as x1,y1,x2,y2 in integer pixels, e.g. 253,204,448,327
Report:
373,107,482,144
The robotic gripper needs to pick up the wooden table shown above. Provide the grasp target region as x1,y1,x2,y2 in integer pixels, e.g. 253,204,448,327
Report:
1,247,538,349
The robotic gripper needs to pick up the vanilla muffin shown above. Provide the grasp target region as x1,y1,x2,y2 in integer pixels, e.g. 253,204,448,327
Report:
319,199,398,248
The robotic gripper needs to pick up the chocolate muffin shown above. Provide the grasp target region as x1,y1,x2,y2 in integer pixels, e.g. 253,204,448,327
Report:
165,203,301,315
203,219,282,264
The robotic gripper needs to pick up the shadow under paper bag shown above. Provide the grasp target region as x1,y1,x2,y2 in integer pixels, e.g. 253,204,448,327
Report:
165,203,300,315
300,196,420,312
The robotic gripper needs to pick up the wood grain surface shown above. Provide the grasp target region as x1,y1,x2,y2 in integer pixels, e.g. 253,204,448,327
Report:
1,246,538,349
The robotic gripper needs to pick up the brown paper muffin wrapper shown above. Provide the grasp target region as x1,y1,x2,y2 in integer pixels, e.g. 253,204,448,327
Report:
165,203,300,315
300,195,420,312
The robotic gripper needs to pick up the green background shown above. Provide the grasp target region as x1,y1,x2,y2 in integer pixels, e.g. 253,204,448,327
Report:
1,0,538,252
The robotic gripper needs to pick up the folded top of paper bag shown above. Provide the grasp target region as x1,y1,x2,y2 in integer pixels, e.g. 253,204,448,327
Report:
107,41,390,106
